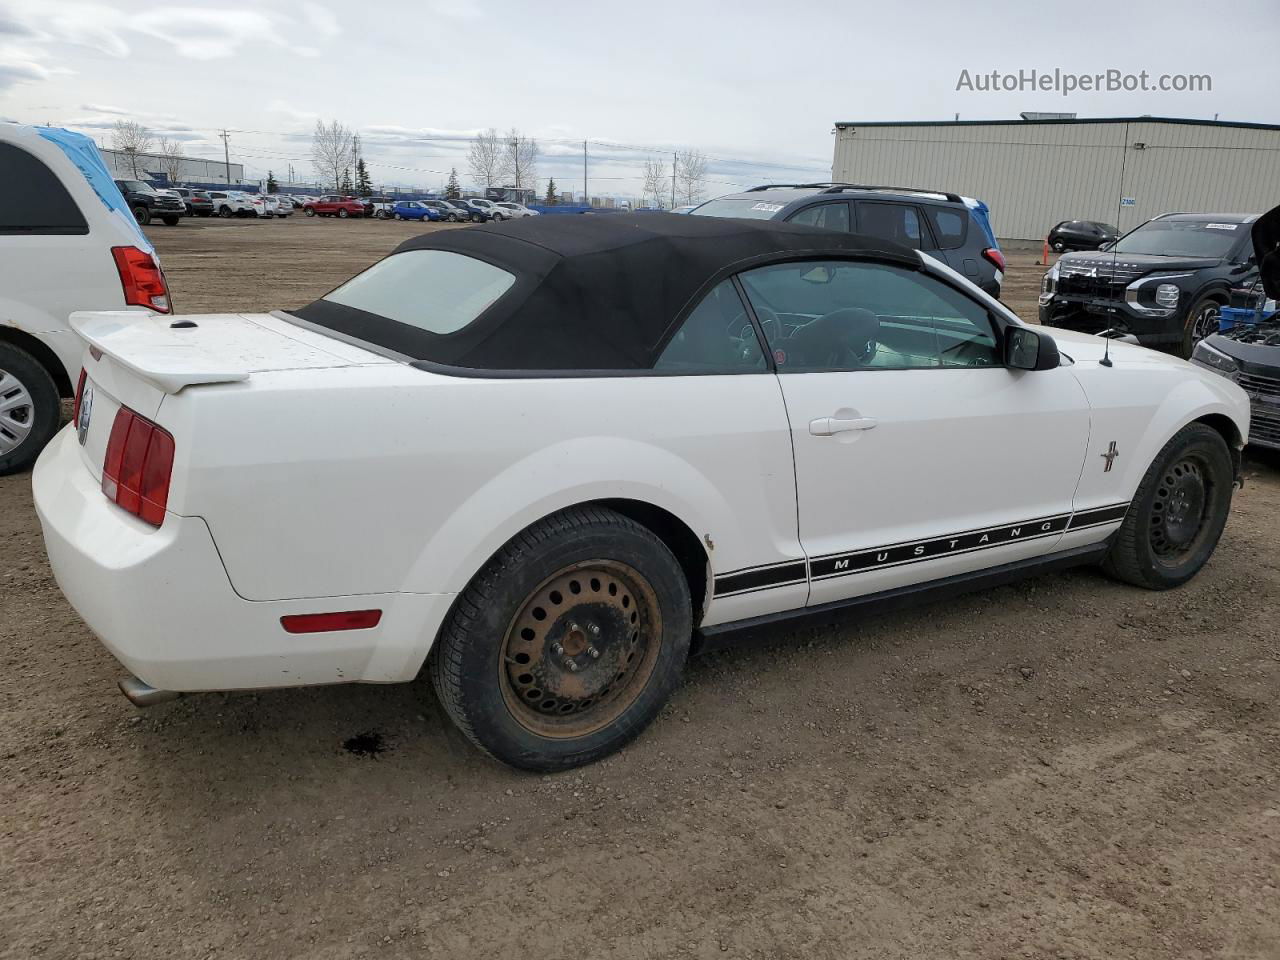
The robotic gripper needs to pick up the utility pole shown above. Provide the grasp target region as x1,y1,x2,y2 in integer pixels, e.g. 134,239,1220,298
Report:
671,151,677,209
582,140,588,206
219,129,231,184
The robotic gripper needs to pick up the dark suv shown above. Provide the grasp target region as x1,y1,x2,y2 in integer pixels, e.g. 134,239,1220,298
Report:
1039,212,1261,358
690,184,1005,297
113,179,184,226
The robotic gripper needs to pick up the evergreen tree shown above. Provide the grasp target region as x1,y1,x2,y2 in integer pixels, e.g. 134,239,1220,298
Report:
355,158,372,197
340,166,353,194
446,168,461,199
265,170,279,194
544,178,557,205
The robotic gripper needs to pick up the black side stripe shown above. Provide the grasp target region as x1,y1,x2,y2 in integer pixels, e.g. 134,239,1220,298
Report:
712,503,1130,598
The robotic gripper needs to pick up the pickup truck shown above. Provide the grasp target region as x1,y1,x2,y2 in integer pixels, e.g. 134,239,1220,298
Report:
113,179,184,226
303,195,365,218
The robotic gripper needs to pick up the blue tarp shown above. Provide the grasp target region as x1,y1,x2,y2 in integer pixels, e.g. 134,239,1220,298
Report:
962,196,1000,251
35,126,151,251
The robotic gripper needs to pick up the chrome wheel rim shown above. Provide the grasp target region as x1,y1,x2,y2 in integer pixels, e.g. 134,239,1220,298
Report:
1190,304,1220,345
1150,456,1210,564
499,560,661,738
0,368,35,456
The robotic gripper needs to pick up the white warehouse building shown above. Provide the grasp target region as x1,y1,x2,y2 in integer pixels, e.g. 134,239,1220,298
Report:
831,116,1280,242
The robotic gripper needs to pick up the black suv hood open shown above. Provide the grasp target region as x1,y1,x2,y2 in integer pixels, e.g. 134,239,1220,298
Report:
1254,203,1280,300
1059,250,1220,272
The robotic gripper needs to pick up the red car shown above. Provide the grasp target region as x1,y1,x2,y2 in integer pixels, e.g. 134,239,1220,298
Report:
302,195,365,218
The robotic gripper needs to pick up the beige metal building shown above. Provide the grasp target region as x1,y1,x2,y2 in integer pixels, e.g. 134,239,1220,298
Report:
831,117,1280,242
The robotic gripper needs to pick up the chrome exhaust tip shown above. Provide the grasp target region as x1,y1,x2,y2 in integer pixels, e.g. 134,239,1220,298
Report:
118,675,181,707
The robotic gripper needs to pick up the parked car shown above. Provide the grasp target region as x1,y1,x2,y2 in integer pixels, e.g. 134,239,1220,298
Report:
303,195,365,218
1039,212,1262,358
206,190,257,218
33,214,1248,771
690,183,1005,297
1191,203,1280,450
113,178,184,226
169,188,214,217
364,196,396,219
493,201,538,220
156,188,188,215
0,123,173,474
272,195,294,217
391,200,444,222
462,198,501,221
1048,219,1119,252
422,199,466,222
248,194,279,219
442,199,483,222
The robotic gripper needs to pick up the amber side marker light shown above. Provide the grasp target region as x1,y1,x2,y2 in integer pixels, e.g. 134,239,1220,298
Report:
280,610,384,634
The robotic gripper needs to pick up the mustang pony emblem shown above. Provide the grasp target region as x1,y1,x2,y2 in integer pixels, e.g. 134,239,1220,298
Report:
1101,440,1120,472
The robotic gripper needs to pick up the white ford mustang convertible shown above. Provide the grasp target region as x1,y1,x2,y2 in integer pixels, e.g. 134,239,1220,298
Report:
33,214,1250,770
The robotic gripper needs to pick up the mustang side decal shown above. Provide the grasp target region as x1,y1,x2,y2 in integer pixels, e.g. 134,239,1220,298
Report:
714,503,1131,598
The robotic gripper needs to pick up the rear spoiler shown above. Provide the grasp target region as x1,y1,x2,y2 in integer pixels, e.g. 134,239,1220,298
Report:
70,311,250,394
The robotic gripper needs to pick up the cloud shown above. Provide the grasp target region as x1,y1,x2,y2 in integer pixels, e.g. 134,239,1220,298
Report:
0,55,46,90
299,1,340,37
131,8,282,60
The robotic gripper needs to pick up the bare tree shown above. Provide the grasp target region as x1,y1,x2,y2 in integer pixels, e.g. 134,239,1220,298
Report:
311,119,354,191
467,128,502,189
499,128,539,189
157,137,184,186
674,148,708,206
641,157,668,209
111,120,153,178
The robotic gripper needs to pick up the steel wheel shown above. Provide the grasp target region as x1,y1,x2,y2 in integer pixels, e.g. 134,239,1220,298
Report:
499,559,662,739
0,368,34,457
1149,456,1212,565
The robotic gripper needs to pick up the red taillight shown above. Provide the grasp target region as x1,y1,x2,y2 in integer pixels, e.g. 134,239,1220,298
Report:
72,369,86,424
101,406,175,527
982,247,1007,273
111,246,171,314
280,610,383,634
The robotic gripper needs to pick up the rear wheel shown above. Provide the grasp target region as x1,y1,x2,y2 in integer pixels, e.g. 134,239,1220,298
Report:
0,343,62,476
430,506,692,771
132,205,151,225
218,206,233,218
1102,423,1234,590
304,207,316,217
1180,295,1222,359
161,215,180,226
338,208,349,219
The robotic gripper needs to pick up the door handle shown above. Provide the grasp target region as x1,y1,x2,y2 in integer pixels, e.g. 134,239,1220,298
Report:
809,416,878,436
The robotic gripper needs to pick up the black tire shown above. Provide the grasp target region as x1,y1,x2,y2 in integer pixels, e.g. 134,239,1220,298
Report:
1179,295,1223,359
161,215,180,226
1101,423,1234,590
218,206,233,218
430,506,692,771
304,207,316,217
0,343,62,476
337,208,349,219
393,213,402,220
132,205,151,225
1052,240,1065,252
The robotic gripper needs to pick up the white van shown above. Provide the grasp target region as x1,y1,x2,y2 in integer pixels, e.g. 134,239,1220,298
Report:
0,122,173,473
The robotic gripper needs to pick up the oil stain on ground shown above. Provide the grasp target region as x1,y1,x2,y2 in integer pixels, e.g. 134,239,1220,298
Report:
343,730,385,757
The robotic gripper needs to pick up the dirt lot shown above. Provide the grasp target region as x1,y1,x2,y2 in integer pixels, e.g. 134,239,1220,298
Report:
2,215,1278,959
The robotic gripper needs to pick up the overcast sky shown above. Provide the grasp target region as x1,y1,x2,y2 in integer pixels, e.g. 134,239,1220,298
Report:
3,0,1277,198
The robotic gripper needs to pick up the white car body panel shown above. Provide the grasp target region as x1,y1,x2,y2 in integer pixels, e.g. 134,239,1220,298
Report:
32,252,1251,694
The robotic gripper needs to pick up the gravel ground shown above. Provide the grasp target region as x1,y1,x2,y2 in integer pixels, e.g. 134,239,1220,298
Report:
2,215,1277,959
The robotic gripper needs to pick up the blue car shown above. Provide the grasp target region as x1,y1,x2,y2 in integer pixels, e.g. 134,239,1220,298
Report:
391,200,445,222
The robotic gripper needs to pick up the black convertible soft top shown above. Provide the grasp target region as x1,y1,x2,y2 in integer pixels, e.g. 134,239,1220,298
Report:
294,212,919,372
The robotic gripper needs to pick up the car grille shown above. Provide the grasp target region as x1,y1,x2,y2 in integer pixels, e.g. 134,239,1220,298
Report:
1056,261,1146,299
1237,372,1280,402
1250,402,1280,448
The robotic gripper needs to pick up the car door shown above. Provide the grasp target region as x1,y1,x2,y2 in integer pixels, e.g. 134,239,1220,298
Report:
737,257,1092,606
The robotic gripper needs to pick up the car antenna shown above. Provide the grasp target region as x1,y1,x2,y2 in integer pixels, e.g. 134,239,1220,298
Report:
1100,335,1113,367
1101,126,1129,370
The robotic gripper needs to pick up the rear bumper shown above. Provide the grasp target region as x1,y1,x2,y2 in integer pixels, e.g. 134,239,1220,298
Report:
33,428,455,692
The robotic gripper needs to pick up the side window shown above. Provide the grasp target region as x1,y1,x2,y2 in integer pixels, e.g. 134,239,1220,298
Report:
654,279,767,374
0,144,89,235
856,201,928,250
787,202,850,232
926,207,967,249
737,260,1001,373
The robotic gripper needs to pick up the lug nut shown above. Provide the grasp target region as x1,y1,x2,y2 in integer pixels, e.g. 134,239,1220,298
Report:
564,659,579,672
550,642,564,656
587,646,600,659
587,624,601,637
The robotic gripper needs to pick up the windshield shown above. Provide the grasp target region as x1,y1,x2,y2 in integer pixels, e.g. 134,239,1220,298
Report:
118,180,155,194
689,197,786,220
1111,219,1242,258
318,250,516,335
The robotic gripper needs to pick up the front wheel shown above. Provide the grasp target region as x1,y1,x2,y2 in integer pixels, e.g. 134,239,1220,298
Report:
132,205,151,225
1180,296,1222,359
0,343,62,475
304,207,316,217
430,506,692,771
1052,240,1065,252
337,208,349,219
1101,423,1234,590
161,216,180,226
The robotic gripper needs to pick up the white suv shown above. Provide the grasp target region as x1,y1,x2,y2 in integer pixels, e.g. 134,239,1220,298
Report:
493,201,538,219
0,122,173,473
206,190,256,218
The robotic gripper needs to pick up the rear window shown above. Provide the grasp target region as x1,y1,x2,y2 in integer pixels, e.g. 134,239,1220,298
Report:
0,143,88,235
690,197,787,220
319,250,516,335
925,207,967,249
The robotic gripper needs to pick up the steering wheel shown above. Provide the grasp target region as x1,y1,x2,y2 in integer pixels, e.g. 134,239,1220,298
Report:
792,308,879,368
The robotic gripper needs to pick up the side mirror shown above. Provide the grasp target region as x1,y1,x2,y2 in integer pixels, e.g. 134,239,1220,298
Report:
1098,241,1113,252
1005,326,1061,371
